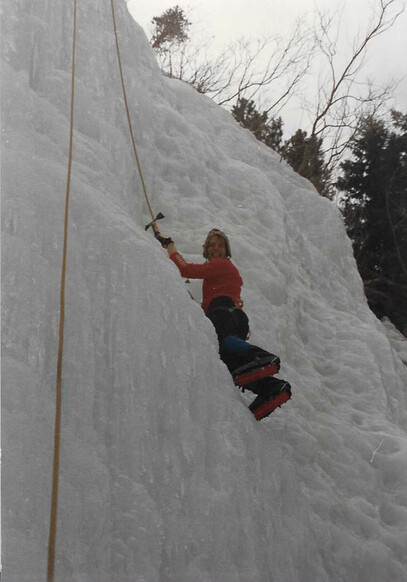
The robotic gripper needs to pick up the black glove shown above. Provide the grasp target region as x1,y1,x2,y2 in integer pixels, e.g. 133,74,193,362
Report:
154,231,174,248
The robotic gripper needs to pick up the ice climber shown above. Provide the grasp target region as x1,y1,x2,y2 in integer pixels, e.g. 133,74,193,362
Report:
155,228,291,418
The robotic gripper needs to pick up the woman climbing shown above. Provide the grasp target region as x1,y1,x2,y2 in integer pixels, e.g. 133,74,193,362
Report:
155,228,291,420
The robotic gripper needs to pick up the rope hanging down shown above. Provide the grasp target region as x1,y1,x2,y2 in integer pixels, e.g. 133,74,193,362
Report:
47,6,163,579
47,0,77,580
109,0,160,232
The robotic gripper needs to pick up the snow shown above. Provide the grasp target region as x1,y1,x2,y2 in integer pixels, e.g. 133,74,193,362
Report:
2,1,407,581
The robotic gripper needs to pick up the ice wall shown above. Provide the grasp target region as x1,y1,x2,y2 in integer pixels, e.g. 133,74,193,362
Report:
2,1,407,581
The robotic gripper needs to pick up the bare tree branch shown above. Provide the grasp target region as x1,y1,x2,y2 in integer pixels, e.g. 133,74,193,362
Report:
297,0,403,177
150,11,315,118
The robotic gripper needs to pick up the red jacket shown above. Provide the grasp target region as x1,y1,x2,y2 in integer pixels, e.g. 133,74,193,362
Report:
170,251,243,312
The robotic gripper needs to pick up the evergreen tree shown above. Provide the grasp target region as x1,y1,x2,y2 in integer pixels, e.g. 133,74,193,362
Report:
232,98,283,152
282,130,331,197
232,99,332,195
151,6,190,55
337,111,407,335
150,6,191,79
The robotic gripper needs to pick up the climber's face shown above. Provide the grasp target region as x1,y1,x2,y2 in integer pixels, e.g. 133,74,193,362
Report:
207,235,227,260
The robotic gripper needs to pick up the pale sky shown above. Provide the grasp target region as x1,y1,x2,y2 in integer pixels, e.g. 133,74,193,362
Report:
128,0,407,133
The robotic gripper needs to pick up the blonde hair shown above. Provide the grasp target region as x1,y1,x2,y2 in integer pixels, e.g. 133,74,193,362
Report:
202,229,232,258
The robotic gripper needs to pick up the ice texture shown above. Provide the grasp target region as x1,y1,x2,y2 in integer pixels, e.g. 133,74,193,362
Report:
2,1,407,581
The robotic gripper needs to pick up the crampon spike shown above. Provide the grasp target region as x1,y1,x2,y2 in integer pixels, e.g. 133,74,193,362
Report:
253,390,291,421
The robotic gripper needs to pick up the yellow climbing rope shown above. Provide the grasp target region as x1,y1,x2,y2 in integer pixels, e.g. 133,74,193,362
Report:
47,0,77,580
47,4,160,580
109,0,158,230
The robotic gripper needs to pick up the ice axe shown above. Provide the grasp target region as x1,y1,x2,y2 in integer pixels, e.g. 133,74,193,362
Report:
145,212,165,235
145,212,173,248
